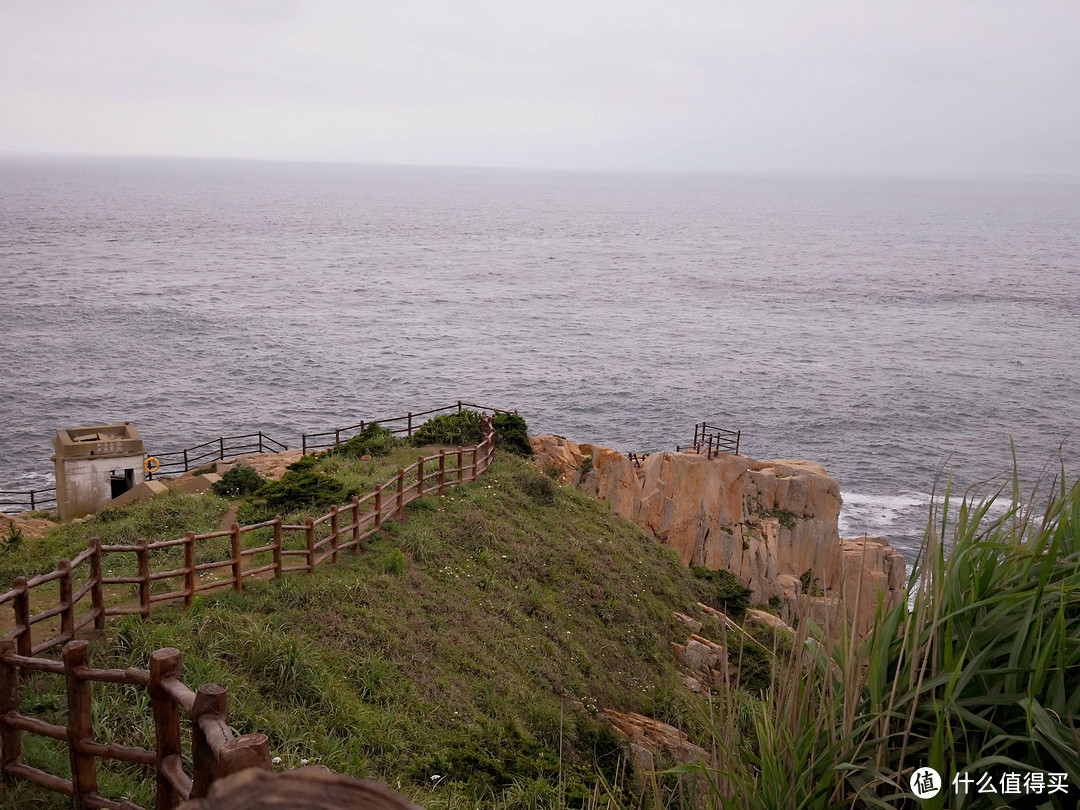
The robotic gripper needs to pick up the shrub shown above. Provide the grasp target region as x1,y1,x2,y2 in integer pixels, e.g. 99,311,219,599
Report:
691,565,752,616
493,412,533,456
518,473,557,507
211,465,265,498
255,469,351,513
383,549,407,575
325,423,399,459
286,454,319,472
4,524,24,548
410,411,483,447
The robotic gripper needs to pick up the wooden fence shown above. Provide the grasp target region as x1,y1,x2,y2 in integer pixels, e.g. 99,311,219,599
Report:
0,418,497,809
2,400,512,511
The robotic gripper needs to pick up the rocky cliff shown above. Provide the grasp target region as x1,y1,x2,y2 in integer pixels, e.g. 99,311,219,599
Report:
531,436,906,631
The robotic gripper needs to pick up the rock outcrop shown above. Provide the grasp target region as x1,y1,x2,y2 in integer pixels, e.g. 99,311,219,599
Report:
532,436,905,631
599,709,711,773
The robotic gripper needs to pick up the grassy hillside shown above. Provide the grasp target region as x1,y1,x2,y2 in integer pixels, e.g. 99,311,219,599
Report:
0,453,758,809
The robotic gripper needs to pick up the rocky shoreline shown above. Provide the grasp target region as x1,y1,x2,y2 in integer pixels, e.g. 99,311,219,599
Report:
530,435,906,632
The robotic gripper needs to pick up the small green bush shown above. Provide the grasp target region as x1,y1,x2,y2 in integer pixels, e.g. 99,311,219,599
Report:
410,411,483,447
326,423,399,459
255,469,351,513
691,566,752,616
799,569,824,597
383,549,407,575
4,525,24,548
493,412,532,456
286,454,319,472
211,465,266,498
518,473,557,507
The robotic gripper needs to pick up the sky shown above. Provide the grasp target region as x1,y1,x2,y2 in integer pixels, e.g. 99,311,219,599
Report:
2,0,1078,176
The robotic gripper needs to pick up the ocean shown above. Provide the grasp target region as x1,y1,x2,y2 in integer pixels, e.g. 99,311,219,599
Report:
2,155,1078,561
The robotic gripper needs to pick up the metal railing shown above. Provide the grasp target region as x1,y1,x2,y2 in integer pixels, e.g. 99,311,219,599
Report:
1,488,57,514
149,432,289,477
676,422,741,458
301,400,514,455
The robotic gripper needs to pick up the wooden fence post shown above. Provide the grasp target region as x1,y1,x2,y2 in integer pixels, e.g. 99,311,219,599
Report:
230,524,242,592
438,450,446,495
396,470,405,520
374,485,383,530
305,518,315,574
63,640,99,808
272,518,283,578
12,578,30,657
351,497,361,553
190,683,227,798
149,647,183,810
137,538,151,618
184,533,196,607
0,640,21,775
416,457,425,498
470,448,478,481
90,538,106,630
457,447,463,483
330,506,339,564
218,438,225,461
407,413,413,437
58,558,74,642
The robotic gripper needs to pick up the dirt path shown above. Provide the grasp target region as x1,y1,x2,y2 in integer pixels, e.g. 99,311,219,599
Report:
219,501,242,532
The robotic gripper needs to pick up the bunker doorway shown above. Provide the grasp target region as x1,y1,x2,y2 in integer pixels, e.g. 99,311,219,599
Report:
110,468,135,499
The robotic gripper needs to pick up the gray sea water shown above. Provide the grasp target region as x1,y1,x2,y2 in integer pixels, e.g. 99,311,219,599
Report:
2,155,1078,560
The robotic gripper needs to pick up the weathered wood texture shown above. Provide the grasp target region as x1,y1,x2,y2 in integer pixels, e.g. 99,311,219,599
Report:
176,766,423,810
0,413,500,809
1,640,271,810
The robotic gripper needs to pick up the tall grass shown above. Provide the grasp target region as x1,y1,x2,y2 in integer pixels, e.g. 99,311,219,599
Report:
686,470,1079,808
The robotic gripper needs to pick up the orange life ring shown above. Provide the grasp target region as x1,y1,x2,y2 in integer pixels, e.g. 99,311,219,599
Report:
144,456,160,474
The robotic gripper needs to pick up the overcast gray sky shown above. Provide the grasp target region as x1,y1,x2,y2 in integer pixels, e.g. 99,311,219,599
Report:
2,0,1078,176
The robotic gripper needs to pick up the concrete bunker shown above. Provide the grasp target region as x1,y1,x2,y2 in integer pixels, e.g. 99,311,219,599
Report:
52,423,146,521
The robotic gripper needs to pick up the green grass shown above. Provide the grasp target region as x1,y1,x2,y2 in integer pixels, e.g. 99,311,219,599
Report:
0,489,230,583
9,442,1072,810
0,454,741,810
682,468,1080,809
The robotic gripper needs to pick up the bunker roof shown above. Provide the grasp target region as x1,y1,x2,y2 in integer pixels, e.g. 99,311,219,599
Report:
53,422,145,460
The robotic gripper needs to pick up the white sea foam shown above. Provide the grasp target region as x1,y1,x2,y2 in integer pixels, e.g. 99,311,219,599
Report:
841,490,1020,561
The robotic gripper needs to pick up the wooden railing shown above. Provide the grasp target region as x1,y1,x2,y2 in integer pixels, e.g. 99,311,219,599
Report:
1,401,512,510
1,487,58,515
0,418,497,809
0,639,269,810
301,400,514,455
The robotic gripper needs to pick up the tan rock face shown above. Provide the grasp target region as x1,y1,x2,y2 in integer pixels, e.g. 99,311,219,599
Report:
167,450,303,489
531,436,906,632
600,709,711,772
